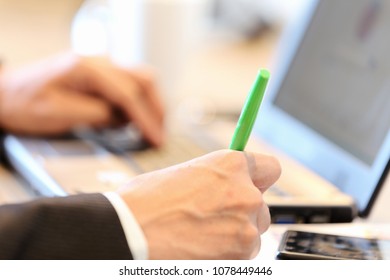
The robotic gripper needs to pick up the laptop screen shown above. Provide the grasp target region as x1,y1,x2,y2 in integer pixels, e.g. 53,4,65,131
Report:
257,0,390,216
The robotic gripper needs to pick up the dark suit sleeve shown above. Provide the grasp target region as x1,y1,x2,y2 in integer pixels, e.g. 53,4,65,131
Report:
0,193,133,259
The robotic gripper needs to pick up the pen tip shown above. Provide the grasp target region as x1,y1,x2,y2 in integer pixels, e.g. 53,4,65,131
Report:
259,69,270,79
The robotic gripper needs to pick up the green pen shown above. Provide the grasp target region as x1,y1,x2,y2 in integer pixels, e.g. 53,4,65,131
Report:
229,69,270,151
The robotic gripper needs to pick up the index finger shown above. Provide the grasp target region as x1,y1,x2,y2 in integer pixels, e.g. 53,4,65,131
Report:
125,67,165,123
244,152,281,193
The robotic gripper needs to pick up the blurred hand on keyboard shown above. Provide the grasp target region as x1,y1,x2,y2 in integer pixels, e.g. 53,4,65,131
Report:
118,149,281,260
0,53,165,146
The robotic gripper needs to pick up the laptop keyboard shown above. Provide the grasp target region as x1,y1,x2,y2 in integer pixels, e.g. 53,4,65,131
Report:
128,135,209,172
84,127,297,198
76,126,293,196
73,125,150,153
77,125,211,173
20,126,292,197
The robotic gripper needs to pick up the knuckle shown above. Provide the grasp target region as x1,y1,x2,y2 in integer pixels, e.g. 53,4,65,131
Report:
259,205,271,234
243,224,259,243
223,150,248,169
243,189,263,209
236,224,259,259
226,185,263,212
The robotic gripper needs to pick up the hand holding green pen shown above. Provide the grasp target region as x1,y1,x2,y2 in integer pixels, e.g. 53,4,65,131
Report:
229,69,270,151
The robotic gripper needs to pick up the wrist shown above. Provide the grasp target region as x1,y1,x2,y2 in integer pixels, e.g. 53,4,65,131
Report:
104,192,149,260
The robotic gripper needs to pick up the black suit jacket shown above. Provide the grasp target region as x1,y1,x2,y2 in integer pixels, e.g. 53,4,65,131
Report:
0,193,133,259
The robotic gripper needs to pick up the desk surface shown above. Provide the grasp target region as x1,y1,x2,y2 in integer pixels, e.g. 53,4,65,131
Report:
0,165,37,204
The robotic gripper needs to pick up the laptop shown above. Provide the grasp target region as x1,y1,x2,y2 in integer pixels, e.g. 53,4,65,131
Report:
3,0,390,224
255,0,390,222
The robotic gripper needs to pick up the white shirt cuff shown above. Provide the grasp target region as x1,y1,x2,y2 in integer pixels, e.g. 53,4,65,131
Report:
103,192,148,260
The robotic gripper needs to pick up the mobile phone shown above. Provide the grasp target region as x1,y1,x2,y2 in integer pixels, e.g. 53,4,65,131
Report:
276,230,390,260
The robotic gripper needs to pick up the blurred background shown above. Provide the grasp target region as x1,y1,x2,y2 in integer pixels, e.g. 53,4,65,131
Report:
0,0,309,120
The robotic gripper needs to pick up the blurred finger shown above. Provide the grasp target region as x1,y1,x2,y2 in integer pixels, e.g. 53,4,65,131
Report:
250,236,261,259
34,89,112,134
81,62,164,146
257,201,271,235
244,152,281,193
126,67,165,123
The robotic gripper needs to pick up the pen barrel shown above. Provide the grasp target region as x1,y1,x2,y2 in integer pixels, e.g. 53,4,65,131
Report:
229,69,270,151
